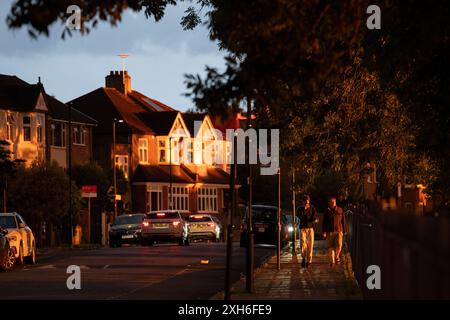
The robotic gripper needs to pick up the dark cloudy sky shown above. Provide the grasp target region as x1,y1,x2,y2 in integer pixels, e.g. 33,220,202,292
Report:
0,1,225,111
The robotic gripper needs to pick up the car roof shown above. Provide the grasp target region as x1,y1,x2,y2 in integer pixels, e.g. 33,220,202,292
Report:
118,213,145,217
0,212,18,217
252,205,278,210
147,210,180,214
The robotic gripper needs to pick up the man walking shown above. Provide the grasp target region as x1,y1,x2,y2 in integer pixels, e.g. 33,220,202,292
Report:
322,197,348,267
298,195,318,268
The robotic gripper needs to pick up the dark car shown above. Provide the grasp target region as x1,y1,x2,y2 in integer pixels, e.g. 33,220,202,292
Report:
109,214,146,247
240,205,289,247
0,226,16,271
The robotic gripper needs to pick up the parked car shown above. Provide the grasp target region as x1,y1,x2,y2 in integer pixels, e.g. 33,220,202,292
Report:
240,205,289,247
0,212,36,265
0,226,16,271
109,213,146,247
140,211,189,246
186,214,221,242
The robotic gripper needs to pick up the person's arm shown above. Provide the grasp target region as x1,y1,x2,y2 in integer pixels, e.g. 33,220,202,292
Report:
342,208,348,235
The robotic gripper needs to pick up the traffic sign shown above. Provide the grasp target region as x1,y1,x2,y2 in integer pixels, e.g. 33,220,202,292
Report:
81,185,97,198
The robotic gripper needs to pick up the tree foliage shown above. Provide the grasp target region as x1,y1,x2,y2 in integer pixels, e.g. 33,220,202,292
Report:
8,161,81,230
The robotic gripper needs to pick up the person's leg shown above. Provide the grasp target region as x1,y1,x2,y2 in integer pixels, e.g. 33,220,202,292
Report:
307,228,314,264
326,232,335,265
300,228,307,266
335,232,343,263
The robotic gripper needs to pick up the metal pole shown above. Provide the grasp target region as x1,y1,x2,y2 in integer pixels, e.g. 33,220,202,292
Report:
69,102,73,247
292,163,297,255
277,168,281,270
245,98,254,292
88,197,91,244
113,120,117,219
169,137,172,210
225,132,237,300
3,177,6,212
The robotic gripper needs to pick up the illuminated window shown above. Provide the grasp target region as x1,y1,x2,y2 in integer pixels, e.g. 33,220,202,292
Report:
36,115,44,143
139,138,148,163
6,113,15,141
22,116,31,141
198,188,218,213
169,187,189,211
158,139,167,163
115,155,129,179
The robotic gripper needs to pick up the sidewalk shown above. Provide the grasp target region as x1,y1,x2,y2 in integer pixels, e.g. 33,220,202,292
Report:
211,240,362,300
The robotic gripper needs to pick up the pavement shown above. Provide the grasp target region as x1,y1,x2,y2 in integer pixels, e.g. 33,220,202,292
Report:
0,242,274,300
211,240,362,300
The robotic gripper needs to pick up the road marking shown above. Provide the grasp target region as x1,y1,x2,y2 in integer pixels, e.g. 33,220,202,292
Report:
37,264,56,269
103,264,110,269
80,265,90,270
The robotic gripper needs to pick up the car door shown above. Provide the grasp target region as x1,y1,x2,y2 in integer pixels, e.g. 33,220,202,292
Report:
16,215,31,255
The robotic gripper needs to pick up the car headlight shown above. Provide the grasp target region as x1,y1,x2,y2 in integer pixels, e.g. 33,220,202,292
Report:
287,226,294,233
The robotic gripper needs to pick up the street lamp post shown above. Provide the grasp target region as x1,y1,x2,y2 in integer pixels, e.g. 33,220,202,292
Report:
113,119,123,219
169,137,172,210
292,163,297,255
68,101,73,247
245,98,254,293
277,167,281,270
225,132,237,300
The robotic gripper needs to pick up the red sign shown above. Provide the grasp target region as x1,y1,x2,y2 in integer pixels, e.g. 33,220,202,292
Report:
81,185,97,198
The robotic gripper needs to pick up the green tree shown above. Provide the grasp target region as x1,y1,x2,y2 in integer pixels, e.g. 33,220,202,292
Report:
8,161,81,245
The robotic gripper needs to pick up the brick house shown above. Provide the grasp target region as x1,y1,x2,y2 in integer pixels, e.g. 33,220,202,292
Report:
68,71,231,220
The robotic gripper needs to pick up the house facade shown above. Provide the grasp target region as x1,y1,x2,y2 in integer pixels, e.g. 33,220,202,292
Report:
68,71,231,219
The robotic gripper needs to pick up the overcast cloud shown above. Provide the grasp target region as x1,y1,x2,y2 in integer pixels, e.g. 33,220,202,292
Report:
0,1,225,110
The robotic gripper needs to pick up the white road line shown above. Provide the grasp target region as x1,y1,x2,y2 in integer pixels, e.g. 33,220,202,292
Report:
103,264,110,269
37,264,56,269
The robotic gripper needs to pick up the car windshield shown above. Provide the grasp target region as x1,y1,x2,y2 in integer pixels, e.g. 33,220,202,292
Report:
114,215,144,225
187,215,212,222
0,216,17,229
252,208,277,222
147,212,180,219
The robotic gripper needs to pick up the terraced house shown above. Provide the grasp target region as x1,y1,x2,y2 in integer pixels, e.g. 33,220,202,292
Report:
0,74,96,167
68,71,231,220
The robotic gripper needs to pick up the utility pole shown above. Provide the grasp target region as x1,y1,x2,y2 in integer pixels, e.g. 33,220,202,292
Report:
245,98,254,293
277,167,281,270
225,132,237,300
68,102,73,247
169,137,172,210
113,120,117,220
292,162,297,255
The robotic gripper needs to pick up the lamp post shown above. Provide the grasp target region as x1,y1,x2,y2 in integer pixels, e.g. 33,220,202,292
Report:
245,98,254,293
277,167,281,270
113,118,124,219
169,136,173,210
292,162,297,255
68,101,73,247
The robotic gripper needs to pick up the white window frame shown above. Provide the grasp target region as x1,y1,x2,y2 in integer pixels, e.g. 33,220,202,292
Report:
147,185,163,212
36,114,44,144
72,124,86,145
50,122,66,147
169,186,189,212
138,138,149,164
115,155,129,179
22,115,31,142
198,187,218,213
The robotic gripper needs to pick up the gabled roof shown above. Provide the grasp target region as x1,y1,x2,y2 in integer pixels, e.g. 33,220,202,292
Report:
68,87,152,134
0,75,28,86
183,112,206,136
0,84,42,112
135,111,179,136
128,91,175,112
45,94,97,125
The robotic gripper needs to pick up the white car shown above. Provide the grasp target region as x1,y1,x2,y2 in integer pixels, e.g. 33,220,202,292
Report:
0,213,36,265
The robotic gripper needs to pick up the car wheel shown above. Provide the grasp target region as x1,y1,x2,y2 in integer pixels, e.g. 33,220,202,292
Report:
16,244,24,266
1,248,16,271
25,243,36,264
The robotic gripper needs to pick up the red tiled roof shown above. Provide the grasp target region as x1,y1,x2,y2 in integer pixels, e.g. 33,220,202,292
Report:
132,164,230,186
128,91,175,112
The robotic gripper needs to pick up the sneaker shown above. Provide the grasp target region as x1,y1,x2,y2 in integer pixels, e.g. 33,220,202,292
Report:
336,259,341,265
301,258,306,268
329,262,335,267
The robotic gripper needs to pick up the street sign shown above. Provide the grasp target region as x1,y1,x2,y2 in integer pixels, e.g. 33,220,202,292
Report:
81,185,97,198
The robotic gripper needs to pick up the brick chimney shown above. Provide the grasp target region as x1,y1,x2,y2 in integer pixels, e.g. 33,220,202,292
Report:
105,70,131,95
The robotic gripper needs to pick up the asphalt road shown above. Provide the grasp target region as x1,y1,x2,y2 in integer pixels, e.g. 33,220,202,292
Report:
0,242,275,300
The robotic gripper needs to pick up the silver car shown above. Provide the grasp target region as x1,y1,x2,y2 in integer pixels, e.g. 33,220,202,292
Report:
140,211,189,246
187,214,221,242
